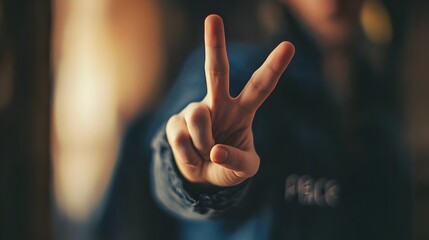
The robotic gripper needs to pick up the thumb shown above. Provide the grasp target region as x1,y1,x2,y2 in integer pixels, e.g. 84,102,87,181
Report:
210,144,260,179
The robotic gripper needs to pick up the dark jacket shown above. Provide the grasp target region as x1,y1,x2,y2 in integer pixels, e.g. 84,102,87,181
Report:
150,27,411,239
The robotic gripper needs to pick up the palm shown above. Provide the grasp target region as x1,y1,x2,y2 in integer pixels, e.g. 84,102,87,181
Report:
166,15,295,187
208,98,253,149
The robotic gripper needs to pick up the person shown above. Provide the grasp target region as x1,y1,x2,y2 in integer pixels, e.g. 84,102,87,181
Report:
151,1,410,239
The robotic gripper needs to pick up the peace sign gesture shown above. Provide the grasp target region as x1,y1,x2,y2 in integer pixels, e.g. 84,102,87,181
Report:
166,15,295,187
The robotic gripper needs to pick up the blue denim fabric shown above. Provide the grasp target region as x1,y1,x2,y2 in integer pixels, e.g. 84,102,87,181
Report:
150,40,411,239
180,206,273,240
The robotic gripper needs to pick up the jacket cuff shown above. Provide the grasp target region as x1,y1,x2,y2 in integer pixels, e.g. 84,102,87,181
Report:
151,124,250,220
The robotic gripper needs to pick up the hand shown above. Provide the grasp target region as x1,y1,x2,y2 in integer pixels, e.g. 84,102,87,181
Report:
166,15,295,187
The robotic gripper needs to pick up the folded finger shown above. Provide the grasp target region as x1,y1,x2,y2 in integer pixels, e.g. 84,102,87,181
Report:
210,144,260,179
166,115,202,167
184,103,215,159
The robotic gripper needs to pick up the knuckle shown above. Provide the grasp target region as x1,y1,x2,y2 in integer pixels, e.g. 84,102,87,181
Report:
186,104,210,125
249,79,271,97
207,69,228,79
186,102,200,110
265,62,281,76
205,64,229,78
166,115,191,150
166,114,179,133
171,131,190,149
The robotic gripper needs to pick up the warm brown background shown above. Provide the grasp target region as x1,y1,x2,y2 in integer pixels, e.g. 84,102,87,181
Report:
402,2,429,239
0,1,51,239
0,0,428,239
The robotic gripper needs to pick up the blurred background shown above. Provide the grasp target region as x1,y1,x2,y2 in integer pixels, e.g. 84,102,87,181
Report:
0,0,428,239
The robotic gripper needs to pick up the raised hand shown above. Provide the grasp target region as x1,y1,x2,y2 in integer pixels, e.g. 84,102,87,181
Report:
166,15,295,187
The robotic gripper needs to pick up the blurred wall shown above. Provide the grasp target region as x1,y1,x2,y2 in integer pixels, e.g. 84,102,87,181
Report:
0,0,51,239
402,2,429,239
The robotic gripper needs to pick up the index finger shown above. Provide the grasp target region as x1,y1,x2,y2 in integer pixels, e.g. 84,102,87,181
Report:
237,41,295,113
204,14,230,102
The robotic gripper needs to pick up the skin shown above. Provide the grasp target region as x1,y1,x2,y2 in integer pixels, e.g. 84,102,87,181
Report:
166,15,295,187
283,0,363,48
281,0,364,107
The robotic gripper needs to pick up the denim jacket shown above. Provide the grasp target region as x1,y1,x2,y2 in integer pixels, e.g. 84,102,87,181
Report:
150,38,410,239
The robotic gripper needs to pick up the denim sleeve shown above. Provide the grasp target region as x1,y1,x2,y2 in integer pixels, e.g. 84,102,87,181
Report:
151,124,250,220
149,45,263,220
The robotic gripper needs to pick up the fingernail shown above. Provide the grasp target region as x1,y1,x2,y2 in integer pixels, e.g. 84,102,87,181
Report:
214,146,228,163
